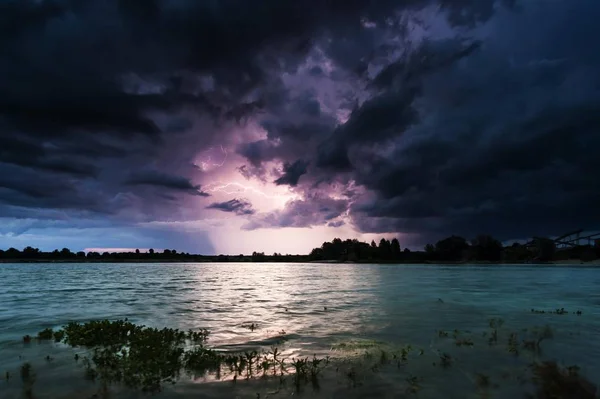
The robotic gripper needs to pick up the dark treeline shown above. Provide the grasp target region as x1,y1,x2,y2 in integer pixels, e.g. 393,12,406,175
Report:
1,234,599,263
0,246,308,263
308,235,600,263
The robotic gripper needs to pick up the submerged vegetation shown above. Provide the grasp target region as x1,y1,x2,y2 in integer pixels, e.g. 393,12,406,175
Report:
4,314,595,398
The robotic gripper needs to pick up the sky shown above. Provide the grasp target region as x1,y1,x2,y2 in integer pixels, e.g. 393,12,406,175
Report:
1,0,600,255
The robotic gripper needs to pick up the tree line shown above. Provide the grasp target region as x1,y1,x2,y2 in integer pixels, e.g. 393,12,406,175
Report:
308,235,600,263
1,234,599,263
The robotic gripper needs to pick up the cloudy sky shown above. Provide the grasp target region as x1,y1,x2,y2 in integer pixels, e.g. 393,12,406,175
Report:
1,0,599,255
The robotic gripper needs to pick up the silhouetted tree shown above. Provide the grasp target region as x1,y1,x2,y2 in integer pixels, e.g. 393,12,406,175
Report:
60,248,73,258
390,238,401,259
424,244,435,257
435,236,469,261
471,234,503,261
503,243,531,262
5,248,20,259
149,248,155,254
309,247,324,260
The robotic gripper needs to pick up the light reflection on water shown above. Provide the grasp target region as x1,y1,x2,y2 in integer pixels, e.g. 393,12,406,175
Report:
1,262,599,398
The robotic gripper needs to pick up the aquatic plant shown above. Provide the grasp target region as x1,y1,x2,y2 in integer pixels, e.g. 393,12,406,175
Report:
529,361,597,398
183,347,222,375
455,338,474,347
29,319,336,394
37,328,53,340
23,316,597,397
291,357,309,390
399,345,413,361
20,362,35,399
53,329,65,342
345,367,359,388
487,318,504,345
405,374,422,394
20,362,31,381
531,307,583,316
522,325,553,354
439,353,453,368
507,332,520,356
379,349,389,365
475,373,490,388
241,323,258,332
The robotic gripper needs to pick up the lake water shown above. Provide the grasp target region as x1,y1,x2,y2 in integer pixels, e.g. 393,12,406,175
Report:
1,262,599,398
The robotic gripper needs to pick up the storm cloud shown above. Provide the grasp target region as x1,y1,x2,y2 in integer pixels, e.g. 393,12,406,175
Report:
1,0,597,253
207,199,256,216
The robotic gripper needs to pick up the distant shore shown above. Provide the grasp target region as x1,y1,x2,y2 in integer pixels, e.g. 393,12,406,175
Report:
2,258,600,266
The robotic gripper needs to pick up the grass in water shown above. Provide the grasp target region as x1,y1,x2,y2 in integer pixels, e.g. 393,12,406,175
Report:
16,314,598,398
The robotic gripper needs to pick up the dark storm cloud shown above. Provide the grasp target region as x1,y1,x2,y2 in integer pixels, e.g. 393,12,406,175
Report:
242,195,348,230
126,170,209,196
340,0,600,245
0,0,531,251
0,136,99,177
274,159,309,187
237,140,279,168
316,38,481,170
0,163,110,214
206,198,256,216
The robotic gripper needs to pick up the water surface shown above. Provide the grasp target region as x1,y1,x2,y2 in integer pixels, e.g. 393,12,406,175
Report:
1,263,599,398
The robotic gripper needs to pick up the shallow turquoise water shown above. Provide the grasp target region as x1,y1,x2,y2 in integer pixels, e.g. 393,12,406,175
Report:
1,262,599,398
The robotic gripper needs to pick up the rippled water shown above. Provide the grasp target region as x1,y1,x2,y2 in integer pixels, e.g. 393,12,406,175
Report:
1,262,599,398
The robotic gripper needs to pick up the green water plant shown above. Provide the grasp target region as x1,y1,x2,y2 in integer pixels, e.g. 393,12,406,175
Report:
406,374,422,394
242,323,258,332
23,316,597,397
522,325,553,354
439,353,453,368
487,318,504,345
20,362,36,399
455,338,474,347
31,319,334,394
37,328,53,340
529,361,597,398
20,363,31,381
475,373,490,388
507,332,519,356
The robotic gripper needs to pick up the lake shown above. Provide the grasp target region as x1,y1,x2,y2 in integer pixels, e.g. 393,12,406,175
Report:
1,262,599,398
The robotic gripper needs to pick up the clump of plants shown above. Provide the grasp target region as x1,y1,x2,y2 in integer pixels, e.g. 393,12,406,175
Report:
20,362,35,399
405,374,422,394
529,361,597,398
37,328,53,340
487,318,504,345
455,338,474,347
21,314,597,398
530,307,582,315
522,325,553,354
31,319,331,394
241,323,258,332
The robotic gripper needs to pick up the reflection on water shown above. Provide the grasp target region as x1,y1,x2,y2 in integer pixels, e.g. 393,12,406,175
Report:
1,262,599,398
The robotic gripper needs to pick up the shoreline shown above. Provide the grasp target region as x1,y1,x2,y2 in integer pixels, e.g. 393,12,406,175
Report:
1,258,599,266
